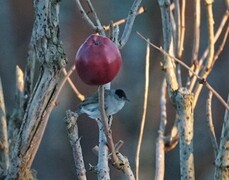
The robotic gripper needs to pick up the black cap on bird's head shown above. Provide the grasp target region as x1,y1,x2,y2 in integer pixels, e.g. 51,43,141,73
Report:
115,89,129,101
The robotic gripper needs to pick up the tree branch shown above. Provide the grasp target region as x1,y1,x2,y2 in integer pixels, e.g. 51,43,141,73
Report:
193,0,215,107
119,0,143,48
155,79,167,180
189,9,228,92
65,110,86,180
0,78,9,172
103,7,145,31
206,91,218,157
137,32,229,112
215,94,229,179
176,88,195,180
157,0,179,95
191,0,201,64
135,39,150,180
62,67,85,101
6,0,67,178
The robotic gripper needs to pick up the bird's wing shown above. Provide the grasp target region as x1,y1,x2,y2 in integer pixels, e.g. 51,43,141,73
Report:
80,93,99,106
80,89,110,107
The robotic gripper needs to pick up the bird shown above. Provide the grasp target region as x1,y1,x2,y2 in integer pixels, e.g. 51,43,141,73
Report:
76,89,129,119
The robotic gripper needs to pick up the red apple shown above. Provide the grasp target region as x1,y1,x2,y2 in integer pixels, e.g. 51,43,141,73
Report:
75,34,122,85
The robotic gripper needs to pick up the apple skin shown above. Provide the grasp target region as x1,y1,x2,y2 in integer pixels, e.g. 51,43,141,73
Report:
75,34,122,85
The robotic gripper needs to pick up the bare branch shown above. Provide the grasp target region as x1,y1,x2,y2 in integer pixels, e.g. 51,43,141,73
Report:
191,0,201,64
137,32,229,112
157,0,179,95
116,152,135,180
135,39,150,180
215,94,229,179
0,78,9,172
85,0,105,36
15,66,24,120
193,0,215,107
176,88,195,179
119,0,143,48
213,26,229,63
97,124,110,178
206,91,218,157
75,0,97,31
65,110,86,180
155,79,167,180
178,0,186,58
205,82,229,112
174,0,181,56
62,67,85,101
189,10,228,91
92,142,135,180
6,0,67,178
97,86,135,179
24,39,36,104
103,6,145,31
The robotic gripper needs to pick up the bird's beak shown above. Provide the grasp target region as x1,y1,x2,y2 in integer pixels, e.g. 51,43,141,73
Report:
125,97,130,102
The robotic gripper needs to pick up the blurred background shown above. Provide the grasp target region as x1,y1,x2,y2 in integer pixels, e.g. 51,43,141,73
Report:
0,0,228,179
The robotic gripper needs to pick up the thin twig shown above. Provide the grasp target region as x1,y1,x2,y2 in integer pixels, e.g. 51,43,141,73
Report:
65,110,86,180
155,79,167,180
178,0,186,58
0,78,9,171
157,0,179,94
135,39,150,180
75,0,97,30
169,3,182,86
177,0,186,86
62,67,85,101
205,82,229,112
119,0,143,48
174,0,181,56
191,0,201,64
16,66,24,121
206,91,218,157
193,0,215,107
86,0,105,36
137,32,229,112
189,10,228,91
98,86,134,177
97,86,112,179
103,6,145,31
213,25,229,63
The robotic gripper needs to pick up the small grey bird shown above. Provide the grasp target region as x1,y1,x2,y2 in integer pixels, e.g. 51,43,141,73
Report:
76,89,129,119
